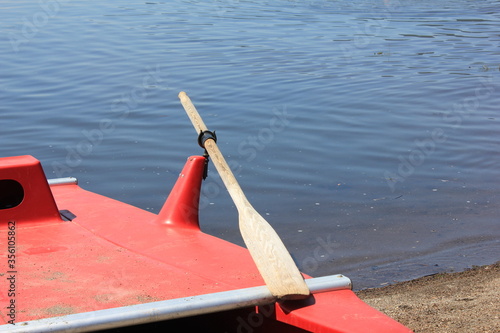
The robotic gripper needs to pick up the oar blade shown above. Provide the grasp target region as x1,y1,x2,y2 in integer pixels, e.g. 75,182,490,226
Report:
239,206,310,300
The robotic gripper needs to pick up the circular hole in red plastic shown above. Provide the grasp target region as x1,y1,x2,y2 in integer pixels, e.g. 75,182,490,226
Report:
0,179,24,209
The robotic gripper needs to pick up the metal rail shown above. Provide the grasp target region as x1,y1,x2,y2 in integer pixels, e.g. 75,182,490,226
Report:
47,177,78,186
0,274,351,333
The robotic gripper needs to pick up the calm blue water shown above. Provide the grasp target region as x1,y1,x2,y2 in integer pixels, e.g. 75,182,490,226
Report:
1,0,499,289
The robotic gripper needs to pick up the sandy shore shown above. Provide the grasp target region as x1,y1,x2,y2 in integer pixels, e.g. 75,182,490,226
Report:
356,262,499,333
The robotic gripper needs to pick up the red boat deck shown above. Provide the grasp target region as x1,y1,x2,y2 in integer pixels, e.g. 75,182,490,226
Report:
0,155,412,332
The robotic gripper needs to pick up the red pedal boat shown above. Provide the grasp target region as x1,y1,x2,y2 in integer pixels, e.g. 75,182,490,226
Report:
0,153,412,332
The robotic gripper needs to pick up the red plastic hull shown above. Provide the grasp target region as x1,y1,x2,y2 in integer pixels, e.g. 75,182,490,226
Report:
0,155,412,332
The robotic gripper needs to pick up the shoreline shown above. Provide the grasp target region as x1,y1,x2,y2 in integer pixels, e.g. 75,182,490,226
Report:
356,261,499,333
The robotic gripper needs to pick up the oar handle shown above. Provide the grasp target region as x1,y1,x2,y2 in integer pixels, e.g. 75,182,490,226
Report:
179,91,209,133
178,92,248,210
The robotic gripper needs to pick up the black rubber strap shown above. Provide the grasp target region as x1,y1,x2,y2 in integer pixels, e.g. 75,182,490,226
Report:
197,130,216,180
198,130,217,149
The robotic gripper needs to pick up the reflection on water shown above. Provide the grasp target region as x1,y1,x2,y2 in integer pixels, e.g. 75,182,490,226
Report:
1,0,499,288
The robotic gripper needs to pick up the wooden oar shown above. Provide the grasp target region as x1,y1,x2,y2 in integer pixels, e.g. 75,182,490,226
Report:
178,92,310,300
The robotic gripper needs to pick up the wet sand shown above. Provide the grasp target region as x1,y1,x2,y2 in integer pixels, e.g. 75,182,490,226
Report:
356,262,499,333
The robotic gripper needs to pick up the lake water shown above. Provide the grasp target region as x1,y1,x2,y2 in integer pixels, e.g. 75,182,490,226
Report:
1,0,499,289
